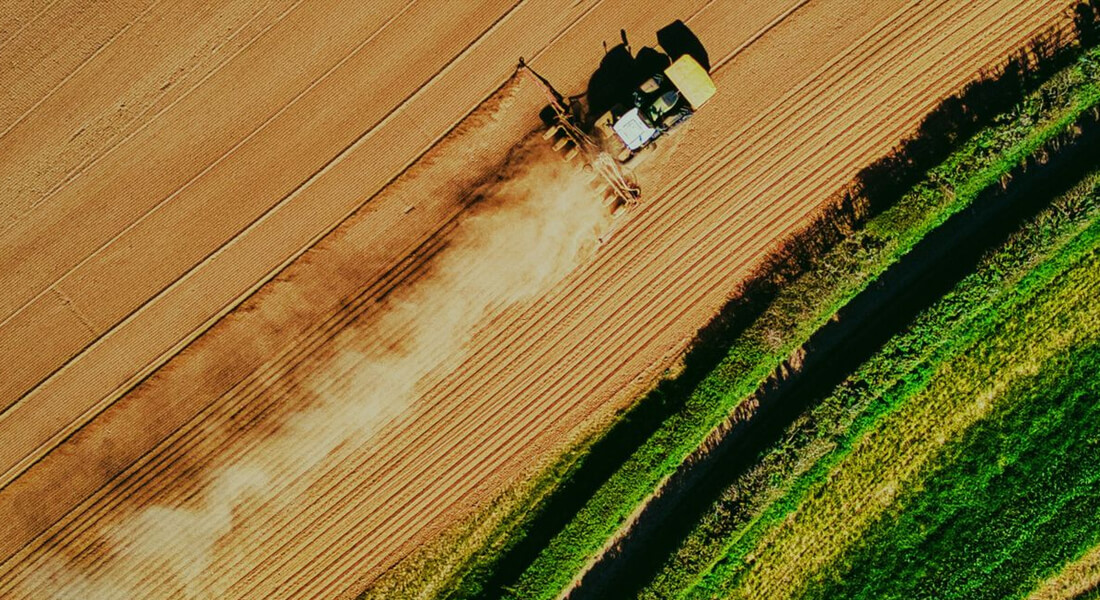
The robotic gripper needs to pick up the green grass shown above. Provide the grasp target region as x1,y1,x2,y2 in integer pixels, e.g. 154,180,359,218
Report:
642,165,1100,599
686,183,1100,599
1028,542,1100,600
358,428,603,599
496,46,1100,600
799,342,1100,600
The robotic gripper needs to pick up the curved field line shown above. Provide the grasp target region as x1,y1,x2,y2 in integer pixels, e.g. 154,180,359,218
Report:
12,1,1025,594
286,6,1042,590
0,0,615,497
221,3,963,572
0,0,613,577
0,0,529,483
257,5,1056,594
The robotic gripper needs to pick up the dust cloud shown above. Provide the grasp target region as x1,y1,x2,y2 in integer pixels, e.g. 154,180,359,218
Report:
23,149,610,599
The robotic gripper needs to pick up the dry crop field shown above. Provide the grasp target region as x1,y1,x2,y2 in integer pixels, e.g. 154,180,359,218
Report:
0,1,1078,598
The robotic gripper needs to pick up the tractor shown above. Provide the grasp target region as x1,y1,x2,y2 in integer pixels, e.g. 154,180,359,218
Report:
518,23,716,223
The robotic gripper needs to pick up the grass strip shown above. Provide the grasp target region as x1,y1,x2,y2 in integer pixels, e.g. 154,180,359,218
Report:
684,177,1100,598
799,342,1100,600
1028,543,1100,600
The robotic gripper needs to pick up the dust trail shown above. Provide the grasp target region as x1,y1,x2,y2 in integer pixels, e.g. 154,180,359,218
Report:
22,149,610,599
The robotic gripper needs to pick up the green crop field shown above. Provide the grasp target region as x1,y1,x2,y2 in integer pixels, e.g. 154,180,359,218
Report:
804,347,1100,600
1029,543,1100,599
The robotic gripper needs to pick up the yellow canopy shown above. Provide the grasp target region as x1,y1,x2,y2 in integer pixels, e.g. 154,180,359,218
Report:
664,55,716,110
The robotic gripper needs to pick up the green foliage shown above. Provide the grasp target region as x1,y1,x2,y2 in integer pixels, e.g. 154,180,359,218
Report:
798,344,1100,600
687,197,1100,599
647,167,1100,599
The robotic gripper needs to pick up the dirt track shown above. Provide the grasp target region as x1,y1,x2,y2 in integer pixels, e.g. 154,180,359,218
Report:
0,0,1072,597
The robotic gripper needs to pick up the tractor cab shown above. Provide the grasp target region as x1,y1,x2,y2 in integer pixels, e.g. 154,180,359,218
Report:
645,88,684,124
596,54,716,162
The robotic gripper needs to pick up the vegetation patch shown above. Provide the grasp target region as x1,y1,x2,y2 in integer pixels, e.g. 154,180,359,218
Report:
801,341,1100,600
1027,542,1100,600
685,190,1100,599
640,158,1100,597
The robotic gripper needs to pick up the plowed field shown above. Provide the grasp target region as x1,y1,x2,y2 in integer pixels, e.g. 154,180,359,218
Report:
0,0,1073,597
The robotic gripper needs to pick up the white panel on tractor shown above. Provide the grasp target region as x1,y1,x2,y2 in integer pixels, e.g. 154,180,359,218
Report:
613,108,658,151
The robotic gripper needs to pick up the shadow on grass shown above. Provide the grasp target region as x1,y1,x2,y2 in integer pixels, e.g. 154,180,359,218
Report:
456,7,1100,599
